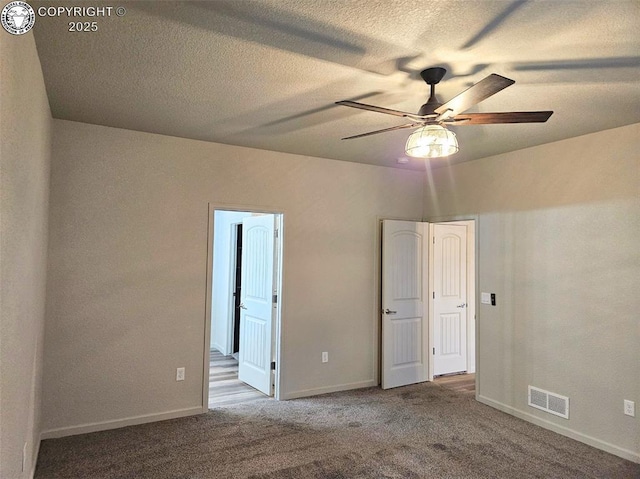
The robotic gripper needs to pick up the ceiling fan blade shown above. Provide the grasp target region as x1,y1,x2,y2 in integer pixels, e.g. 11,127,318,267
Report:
336,100,428,121
434,74,515,117
341,123,420,140
447,111,553,125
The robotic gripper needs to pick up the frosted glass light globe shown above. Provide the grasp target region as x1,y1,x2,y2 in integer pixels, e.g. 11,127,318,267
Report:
405,125,459,158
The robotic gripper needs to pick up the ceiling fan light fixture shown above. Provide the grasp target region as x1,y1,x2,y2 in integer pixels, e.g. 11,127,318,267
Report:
405,125,459,159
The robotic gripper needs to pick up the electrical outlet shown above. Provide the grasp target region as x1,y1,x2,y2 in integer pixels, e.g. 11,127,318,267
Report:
624,400,635,417
322,352,328,363
176,367,185,381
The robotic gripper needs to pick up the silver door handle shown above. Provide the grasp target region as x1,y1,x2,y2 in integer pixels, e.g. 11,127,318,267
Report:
384,309,397,315
239,303,247,310
456,303,467,308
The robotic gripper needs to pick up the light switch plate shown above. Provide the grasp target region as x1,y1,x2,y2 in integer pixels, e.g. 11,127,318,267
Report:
481,292,491,305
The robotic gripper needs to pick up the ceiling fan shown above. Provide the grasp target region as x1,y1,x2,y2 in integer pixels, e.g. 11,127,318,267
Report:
335,67,553,159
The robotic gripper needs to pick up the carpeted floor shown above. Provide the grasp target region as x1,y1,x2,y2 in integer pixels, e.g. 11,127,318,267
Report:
35,381,639,478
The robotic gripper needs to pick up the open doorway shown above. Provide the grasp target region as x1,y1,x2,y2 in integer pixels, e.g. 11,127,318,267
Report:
380,218,476,393
205,208,283,408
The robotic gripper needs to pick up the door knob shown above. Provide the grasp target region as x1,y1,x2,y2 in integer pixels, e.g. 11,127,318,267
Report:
239,303,247,310
384,309,397,315
456,303,467,308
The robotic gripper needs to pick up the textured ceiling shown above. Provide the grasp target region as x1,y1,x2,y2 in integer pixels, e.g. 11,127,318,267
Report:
32,0,640,170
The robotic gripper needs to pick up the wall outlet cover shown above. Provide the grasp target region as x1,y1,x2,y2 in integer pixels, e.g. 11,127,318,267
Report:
624,399,635,417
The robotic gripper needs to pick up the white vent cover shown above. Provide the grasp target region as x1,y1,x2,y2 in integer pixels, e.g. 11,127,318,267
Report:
528,386,569,419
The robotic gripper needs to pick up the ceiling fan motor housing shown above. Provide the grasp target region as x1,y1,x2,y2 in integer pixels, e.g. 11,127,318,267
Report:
418,98,441,117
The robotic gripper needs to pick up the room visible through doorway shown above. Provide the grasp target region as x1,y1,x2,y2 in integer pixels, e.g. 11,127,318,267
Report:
206,209,283,408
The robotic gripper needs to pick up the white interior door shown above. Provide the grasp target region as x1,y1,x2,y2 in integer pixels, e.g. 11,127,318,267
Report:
238,215,275,395
381,220,429,389
432,223,467,376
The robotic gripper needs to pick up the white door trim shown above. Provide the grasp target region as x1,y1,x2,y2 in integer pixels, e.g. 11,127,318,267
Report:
203,204,285,411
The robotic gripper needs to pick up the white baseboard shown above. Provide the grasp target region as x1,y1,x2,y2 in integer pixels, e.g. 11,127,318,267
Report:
477,395,640,464
40,406,203,440
29,436,41,479
281,379,377,400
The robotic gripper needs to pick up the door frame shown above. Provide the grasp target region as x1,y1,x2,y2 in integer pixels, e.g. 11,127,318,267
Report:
425,216,478,395
203,204,285,410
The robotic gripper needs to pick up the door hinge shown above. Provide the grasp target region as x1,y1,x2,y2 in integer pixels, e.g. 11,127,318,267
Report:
275,228,279,238
273,294,278,303
433,347,435,355
433,237,435,244
433,292,435,299
271,361,276,370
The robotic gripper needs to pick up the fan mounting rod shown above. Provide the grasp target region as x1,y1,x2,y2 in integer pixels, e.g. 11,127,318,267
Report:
418,67,446,116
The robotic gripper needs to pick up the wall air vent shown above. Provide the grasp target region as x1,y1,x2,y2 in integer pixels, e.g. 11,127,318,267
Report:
528,386,569,419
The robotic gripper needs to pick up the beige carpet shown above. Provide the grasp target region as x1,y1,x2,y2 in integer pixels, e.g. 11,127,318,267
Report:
35,381,639,478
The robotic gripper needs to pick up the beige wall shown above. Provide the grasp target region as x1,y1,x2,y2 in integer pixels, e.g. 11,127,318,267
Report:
42,120,423,434
424,123,640,461
0,34,51,478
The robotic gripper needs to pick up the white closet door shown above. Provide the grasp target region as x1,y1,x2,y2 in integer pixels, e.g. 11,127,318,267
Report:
432,223,467,376
381,220,429,389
